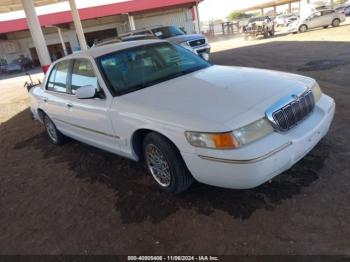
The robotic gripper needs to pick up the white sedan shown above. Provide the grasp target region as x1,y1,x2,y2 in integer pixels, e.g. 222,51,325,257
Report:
288,9,346,33
29,40,335,194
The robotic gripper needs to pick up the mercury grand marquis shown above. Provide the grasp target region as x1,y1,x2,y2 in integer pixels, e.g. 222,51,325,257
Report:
29,40,335,193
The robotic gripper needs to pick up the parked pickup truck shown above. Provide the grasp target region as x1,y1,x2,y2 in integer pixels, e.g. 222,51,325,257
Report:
119,25,211,60
243,16,275,39
29,40,335,194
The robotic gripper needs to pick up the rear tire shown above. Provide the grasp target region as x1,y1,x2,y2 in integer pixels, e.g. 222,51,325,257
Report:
332,19,340,27
43,114,65,145
143,132,194,194
263,29,269,38
299,24,308,33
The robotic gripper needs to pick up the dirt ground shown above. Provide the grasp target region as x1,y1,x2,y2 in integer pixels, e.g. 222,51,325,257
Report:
0,24,350,255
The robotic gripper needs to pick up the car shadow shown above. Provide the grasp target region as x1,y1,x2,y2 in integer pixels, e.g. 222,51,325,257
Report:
7,108,329,224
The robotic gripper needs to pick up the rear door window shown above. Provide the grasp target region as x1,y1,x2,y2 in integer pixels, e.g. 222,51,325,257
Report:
322,10,335,15
47,60,70,93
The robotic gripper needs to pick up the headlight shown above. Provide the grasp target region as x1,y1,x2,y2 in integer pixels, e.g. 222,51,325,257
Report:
232,118,274,146
185,131,240,149
311,82,322,102
185,118,274,149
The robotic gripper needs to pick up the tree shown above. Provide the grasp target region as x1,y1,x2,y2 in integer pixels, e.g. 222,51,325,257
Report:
227,12,254,21
335,0,348,5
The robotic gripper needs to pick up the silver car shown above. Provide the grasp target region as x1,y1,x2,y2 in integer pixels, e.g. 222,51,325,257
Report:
288,9,346,33
119,26,211,61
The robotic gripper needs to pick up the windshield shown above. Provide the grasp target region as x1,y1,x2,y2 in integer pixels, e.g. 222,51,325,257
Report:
151,26,184,39
98,42,210,95
248,17,267,23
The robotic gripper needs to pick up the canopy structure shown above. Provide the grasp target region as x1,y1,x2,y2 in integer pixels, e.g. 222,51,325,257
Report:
0,0,65,13
0,0,200,72
238,0,334,13
238,0,300,12
0,0,88,72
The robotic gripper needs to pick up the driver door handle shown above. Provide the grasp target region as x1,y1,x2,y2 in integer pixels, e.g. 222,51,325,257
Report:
42,97,48,102
66,103,73,109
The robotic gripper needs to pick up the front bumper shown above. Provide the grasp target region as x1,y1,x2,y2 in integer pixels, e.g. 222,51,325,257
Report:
191,44,210,60
181,94,335,189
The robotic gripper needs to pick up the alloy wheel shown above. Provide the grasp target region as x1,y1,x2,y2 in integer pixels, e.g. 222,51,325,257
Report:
45,117,58,143
145,144,171,187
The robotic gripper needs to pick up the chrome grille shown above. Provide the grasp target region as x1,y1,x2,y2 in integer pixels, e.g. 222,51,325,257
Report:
271,91,315,132
188,38,206,47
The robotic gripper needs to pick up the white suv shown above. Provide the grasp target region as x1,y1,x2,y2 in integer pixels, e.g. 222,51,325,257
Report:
29,40,335,194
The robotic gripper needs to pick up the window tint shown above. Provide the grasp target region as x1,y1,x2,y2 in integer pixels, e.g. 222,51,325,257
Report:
322,10,335,15
151,26,184,39
98,42,210,95
47,60,69,93
71,59,98,94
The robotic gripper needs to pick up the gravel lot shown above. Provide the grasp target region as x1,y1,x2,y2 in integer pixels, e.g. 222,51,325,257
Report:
0,24,349,255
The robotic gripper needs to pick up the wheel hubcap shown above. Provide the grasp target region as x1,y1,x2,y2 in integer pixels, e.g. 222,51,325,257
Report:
145,144,171,187
45,118,57,143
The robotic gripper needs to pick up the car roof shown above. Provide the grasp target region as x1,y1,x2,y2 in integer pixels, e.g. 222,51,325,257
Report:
119,26,164,36
63,39,167,59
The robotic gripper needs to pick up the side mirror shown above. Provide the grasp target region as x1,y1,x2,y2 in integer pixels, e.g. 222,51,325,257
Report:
76,85,96,99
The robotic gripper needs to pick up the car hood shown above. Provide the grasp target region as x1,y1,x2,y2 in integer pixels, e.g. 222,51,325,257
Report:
118,65,315,131
166,34,206,44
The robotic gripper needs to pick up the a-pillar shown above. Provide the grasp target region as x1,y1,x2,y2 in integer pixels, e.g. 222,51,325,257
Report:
21,0,51,73
68,0,88,51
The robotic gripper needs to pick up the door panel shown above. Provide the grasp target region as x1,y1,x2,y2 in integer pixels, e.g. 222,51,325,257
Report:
322,11,335,25
43,60,71,133
63,59,120,153
308,12,324,28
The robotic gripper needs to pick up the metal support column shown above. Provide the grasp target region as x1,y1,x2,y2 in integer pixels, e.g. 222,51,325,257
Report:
57,27,68,56
68,0,87,51
195,2,201,34
21,0,51,72
128,14,136,31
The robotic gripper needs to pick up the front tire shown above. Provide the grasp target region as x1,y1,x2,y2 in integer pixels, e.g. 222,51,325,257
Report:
43,114,65,145
143,132,194,194
332,19,340,27
263,29,269,38
299,24,308,33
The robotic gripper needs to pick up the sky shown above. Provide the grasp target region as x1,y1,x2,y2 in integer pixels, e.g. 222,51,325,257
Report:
198,0,273,21
0,0,274,22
